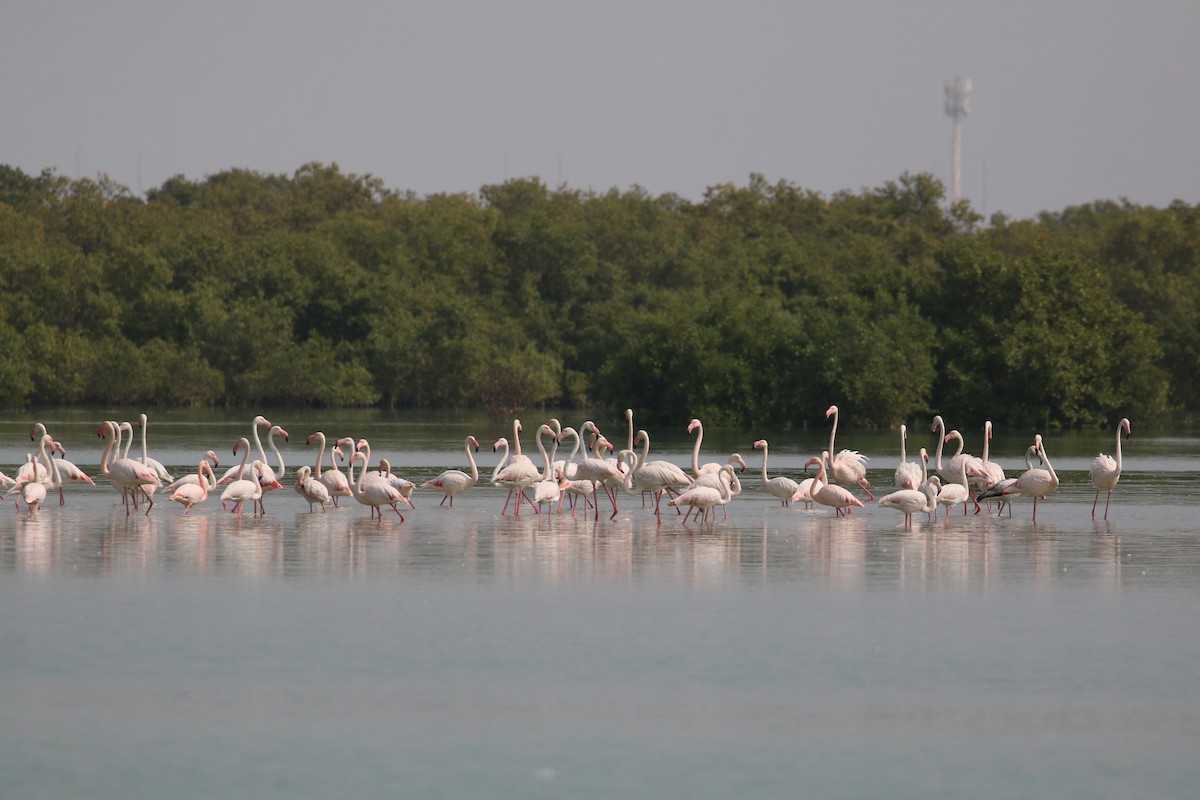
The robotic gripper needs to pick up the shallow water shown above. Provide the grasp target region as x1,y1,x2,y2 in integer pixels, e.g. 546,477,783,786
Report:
2,412,1199,799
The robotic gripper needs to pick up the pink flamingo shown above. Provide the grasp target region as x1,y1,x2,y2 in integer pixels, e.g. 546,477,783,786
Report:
825,405,873,500
1090,418,1131,520
422,436,480,507
804,452,865,516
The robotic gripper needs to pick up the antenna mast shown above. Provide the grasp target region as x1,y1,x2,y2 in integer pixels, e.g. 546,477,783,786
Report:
943,77,971,203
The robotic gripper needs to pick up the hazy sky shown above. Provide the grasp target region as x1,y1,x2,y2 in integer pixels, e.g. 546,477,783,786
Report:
4,1,1198,219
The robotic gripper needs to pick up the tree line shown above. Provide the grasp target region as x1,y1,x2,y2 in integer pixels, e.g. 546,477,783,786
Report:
0,162,1190,429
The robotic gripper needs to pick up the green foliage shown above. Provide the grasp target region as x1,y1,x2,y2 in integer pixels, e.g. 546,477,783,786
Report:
0,163,1191,428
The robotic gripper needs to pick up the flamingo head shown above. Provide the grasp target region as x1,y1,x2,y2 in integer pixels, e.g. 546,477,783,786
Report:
1120,418,1132,438
985,421,993,439
306,432,321,446
546,418,561,436
919,447,929,464
272,426,289,442
732,454,747,471
468,436,480,452
52,441,66,457
333,446,345,463
931,415,943,433
1034,434,1044,452
686,419,701,434
825,405,838,418
206,450,220,467
752,439,766,450
493,437,507,453
596,436,615,454
255,415,272,429
378,458,391,475
30,422,46,442
355,438,369,452
803,456,821,472
336,437,354,448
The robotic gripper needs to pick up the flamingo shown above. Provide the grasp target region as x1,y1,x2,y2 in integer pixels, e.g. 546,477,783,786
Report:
554,427,597,514
931,440,972,520
532,423,565,518
789,475,820,509
667,463,736,525
294,465,332,512
1090,418,1131,520
931,416,984,491
170,455,218,516
753,439,799,506
422,436,481,506
97,420,161,515
12,435,59,516
136,413,175,483
377,459,417,507
307,432,353,506
221,459,271,519
1017,434,1060,523
251,424,288,515
628,429,693,520
30,423,95,504
943,431,985,514
979,421,1005,490
976,445,1041,517
687,418,747,477
894,424,922,491
218,416,272,484
877,482,937,530
825,405,873,500
805,453,865,516
163,451,221,493
573,425,625,520
492,428,542,516
348,451,412,522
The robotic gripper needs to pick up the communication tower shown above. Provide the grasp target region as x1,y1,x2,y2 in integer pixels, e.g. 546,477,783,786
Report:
943,77,971,203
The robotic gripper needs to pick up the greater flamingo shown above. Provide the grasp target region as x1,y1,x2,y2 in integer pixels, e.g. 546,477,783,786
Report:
294,465,332,512
348,451,412,522
894,424,922,491
221,459,270,519
491,429,542,516
422,436,481,506
628,429,693,520
687,418,746,477
976,445,1040,517
13,435,59,516
805,453,865,516
170,456,217,516
98,420,161,515
825,405,873,500
1017,434,1060,523
667,463,736,525
753,439,799,506
30,422,95,504
307,432,353,506
1090,418,1131,520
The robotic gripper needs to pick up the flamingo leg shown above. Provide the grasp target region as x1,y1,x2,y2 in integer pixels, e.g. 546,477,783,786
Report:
1104,491,1113,521
1092,491,1100,519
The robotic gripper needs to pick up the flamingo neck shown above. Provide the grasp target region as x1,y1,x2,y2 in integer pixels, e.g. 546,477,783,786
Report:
312,433,326,479
691,422,703,476
465,438,479,482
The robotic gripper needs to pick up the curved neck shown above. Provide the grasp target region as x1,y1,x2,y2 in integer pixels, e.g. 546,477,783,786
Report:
933,416,946,468
235,438,251,478
140,414,150,466
757,442,770,482
1115,421,1125,471
252,419,267,461
828,409,838,455
99,422,116,475
537,428,553,480
691,421,703,476
636,432,649,470
490,441,510,483
512,419,523,457
268,429,285,478
312,433,326,478
465,438,479,482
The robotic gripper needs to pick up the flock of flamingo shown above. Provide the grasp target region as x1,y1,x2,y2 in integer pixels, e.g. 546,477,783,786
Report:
2,408,1132,527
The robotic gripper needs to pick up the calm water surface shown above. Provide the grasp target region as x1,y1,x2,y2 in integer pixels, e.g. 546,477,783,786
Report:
2,411,1199,799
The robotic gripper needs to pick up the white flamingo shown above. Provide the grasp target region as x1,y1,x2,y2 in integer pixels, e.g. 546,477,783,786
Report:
667,463,736,525
492,427,542,516
377,459,417,507
218,416,273,484
98,420,161,515
12,435,59,516
307,432,353,506
825,405,873,500
687,418,747,477
753,439,799,506
805,452,865,516
574,425,625,520
170,455,218,516
221,458,271,519
1018,434,1060,523
894,424,922,491
163,451,221,493
422,436,480,506
1090,418,1131,520
294,465,332,512
628,429,693,520
30,423,95,504
348,451,412,522
976,445,1041,517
